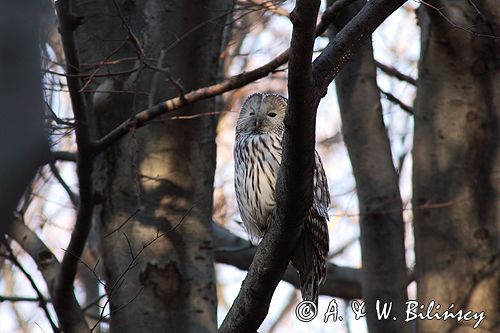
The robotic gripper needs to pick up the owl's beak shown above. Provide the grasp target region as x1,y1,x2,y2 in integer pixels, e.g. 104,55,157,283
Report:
255,119,262,129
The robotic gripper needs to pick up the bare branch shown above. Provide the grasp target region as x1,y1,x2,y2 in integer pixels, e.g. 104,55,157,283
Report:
49,161,79,207
268,291,298,333
375,60,417,86
313,0,407,96
379,88,414,114
92,50,289,153
51,150,77,162
92,0,355,154
315,0,355,36
419,0,498,40
213,224,362,299
54,0,94,332
247,0,289,17
0,295,48,303
6,219,69,331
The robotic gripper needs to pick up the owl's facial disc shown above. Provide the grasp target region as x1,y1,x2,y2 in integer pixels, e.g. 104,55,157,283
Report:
239,94,286,135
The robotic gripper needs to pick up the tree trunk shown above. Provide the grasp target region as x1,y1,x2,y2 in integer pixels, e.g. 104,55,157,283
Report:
0,1,48,234
73,1,232,332
330,2,410,332
413,1,500,332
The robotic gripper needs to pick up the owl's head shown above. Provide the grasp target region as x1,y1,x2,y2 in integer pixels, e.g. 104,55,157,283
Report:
236,93,288,136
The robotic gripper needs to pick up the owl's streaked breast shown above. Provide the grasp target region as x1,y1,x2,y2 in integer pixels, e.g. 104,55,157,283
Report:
234,133,282,242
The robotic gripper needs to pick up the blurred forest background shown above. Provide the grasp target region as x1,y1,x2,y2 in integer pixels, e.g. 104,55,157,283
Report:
0,0,498,333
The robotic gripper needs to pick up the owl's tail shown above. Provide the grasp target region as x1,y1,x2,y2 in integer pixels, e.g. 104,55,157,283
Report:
291,229,327,306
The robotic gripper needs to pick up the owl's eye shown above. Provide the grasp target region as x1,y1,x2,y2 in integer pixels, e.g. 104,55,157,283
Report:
249,112,255,115
267,112,277,117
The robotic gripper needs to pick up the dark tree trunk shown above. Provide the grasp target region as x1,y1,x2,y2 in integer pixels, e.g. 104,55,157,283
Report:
0,2,48,234
329,2,410,333
73,1,232,332
413,1,500,332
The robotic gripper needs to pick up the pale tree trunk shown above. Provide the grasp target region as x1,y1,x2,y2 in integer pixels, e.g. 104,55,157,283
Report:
329,2,410,333
73,1,232,332
413,1,500,332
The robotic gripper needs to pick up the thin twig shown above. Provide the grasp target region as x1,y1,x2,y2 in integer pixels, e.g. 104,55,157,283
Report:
148,50,167,108
0,295,50,303
104,208,141,238
417,0,499,39
269,290,298,333
379,88,414,114
81,294,107,312
375,60,417,86
49,161,79,207
248,0,289,17
328,235,359,259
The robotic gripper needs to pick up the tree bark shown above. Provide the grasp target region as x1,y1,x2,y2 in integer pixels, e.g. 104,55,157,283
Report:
73,1,232,332
413,1,500,332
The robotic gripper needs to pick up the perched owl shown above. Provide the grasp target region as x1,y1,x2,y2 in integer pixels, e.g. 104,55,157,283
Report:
234,93,330,305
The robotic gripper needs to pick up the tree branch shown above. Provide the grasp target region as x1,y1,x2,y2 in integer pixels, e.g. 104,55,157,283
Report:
313,0,407,97
379,88,414,114
213,224,362,299
93,51,289,153
6,218,85,332
48,161,79,207
375,60,417,86
51,150,77,162
54,1,94,332
92,0,354,154
0,295,49,303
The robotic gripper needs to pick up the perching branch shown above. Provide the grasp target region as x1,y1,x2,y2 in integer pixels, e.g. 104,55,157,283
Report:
213,224,362,299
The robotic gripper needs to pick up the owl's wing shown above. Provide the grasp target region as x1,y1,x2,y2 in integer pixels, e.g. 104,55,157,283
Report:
292,150,331,305
313,150,331,218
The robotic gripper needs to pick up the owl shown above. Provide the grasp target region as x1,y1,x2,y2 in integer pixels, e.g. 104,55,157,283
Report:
234,93,330,305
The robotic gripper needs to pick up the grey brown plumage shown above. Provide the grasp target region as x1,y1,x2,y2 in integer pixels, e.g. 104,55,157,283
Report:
234,93,330,305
